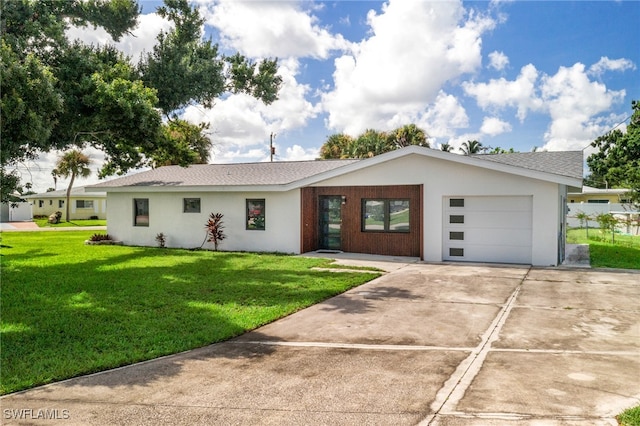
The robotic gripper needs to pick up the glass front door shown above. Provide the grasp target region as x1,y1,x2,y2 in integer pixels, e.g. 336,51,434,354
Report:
319,196,342,250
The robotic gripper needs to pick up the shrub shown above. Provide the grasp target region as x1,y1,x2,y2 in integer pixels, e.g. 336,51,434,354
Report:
205,213,226,251
89,215,99,220
88,233,112,242
155,232,166,248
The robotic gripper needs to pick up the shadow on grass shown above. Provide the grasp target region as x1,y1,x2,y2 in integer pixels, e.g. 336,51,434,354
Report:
2,247,379,394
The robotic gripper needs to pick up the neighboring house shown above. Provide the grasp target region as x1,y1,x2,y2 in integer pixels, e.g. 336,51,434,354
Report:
567,186,638,232
568,186,631,204
88,146,582,266
25,186,107,220
0,200,33,222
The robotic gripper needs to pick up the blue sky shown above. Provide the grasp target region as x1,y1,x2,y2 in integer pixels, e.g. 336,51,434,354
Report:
27,0,640,191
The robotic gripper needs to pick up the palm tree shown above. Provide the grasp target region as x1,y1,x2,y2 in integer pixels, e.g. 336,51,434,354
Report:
459,140,483,155
319,134,354,159
440,143,453,152
53,150,92,222
390,124,429,148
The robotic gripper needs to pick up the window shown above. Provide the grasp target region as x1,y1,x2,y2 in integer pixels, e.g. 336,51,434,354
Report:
49,200,53,206
183,198,201,213
246,199,265,230
362,199,410,232
450,198,465,207
76,200,94,209
449,248,464,257
449,215,464,224
134,199,149,227
449,231,464,240
38,200,44,208
58,200,64,208
587,199,608,204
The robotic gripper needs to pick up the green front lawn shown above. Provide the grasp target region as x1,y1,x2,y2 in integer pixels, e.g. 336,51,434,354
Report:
0,232,380,395
34,218,107,227
566,228,640,269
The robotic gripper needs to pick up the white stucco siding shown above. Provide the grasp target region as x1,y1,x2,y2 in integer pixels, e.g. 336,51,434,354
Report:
106,190,301,253
313,153,562,266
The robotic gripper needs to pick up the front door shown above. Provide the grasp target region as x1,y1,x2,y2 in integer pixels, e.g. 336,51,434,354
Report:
319,196,342,250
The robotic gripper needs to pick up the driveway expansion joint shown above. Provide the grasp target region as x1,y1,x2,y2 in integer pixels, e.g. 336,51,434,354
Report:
422,266,532,425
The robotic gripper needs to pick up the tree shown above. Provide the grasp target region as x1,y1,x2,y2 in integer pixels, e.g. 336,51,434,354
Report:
0,0,146,200
586,100,640,206
352,129,389,158
319,134,354,159
318,124,429,159
151,119,212,167
459,140,483,155
488,146,516,154
440,143,454,152
139,0,282,117
1,0,283,200
388,124,429,148
52,150,92,222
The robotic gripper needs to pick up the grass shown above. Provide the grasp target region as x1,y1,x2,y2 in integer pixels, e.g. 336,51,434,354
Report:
33,218,107,228
566,228,640,269
619,405,640,426
0,231,380,395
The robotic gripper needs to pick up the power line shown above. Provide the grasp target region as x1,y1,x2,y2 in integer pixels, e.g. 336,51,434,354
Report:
581,113,633,151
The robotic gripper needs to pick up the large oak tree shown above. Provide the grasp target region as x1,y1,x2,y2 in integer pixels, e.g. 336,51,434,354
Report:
1,0,282,202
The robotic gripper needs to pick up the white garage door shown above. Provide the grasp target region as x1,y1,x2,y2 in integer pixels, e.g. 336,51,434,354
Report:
443,196,533,264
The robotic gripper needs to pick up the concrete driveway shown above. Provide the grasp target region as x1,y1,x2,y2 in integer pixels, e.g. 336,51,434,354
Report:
2,262,639,425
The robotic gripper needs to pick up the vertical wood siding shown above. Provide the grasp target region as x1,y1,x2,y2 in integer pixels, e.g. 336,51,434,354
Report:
301,185,422,257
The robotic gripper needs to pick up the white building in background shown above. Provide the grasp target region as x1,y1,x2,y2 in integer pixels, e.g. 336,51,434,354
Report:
24,186,107,220
567,186,639,234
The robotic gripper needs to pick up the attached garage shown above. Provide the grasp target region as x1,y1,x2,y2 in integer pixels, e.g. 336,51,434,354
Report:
443,196,533,264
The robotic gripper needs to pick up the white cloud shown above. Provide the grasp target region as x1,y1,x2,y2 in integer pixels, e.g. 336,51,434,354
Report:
66,13,172,63
480,117,512,136
463,63,542,121
201,0,351,58
280,145,320,161
540,63,626,151
322,0,495,135
416,92,469,141
182,58,319,161
488,50,509,71
588,56,636,77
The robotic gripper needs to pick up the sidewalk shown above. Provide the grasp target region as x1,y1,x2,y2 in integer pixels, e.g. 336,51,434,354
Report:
0,222,106,232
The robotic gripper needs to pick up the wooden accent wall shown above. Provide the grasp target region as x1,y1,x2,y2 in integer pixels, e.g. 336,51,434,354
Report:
301,185,422,258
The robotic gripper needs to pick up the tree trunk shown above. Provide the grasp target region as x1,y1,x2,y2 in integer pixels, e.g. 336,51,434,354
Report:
65,173,76,222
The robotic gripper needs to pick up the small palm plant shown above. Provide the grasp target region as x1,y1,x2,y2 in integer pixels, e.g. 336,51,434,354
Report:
205,213,226,251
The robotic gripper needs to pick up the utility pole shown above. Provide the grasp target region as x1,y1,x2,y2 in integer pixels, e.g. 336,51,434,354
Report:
270,132,276,162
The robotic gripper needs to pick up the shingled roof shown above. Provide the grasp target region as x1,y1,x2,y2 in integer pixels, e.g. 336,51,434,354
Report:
472,151,584,180
90,159,360,188
89,147,583,191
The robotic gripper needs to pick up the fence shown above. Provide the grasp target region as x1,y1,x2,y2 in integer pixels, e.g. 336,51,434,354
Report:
567,203,639,235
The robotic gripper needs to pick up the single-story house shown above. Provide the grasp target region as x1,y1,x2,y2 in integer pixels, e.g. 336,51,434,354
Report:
88,146,583,266
568,186,632,204
567,186,638,232
25,186,107,220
